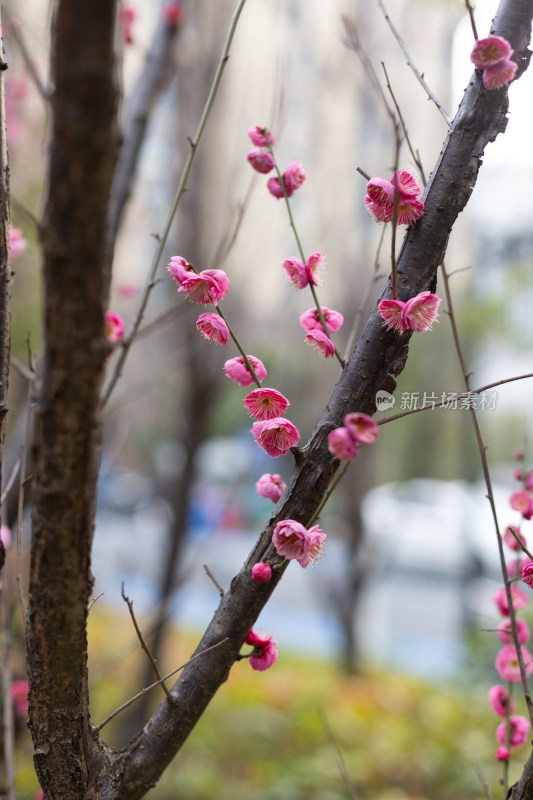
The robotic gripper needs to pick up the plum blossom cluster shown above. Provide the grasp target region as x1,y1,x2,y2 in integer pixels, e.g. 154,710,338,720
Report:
272,519,326,568
328,412,379,461
365,170,424,226
488,450,533,766
247,125,306,200
378,291,441,334
470,35,518,90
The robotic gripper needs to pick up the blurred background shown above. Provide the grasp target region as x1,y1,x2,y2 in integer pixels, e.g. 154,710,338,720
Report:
4,0,533,797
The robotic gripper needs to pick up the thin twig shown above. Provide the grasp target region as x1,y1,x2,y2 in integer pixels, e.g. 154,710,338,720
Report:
319,705,360,800
465,0,479,41
344,226,387,360
342,15,395,120
88,592,104,612
203,564,225,597
441,262,533,724
95,637,230,732
4,13,49,102
100,0,250,409
1,459,20,506
122,584,174,703
376,0,452,126
382,62,427,185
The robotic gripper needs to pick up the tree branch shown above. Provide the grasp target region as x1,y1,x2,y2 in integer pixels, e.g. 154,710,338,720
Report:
109,1,533,797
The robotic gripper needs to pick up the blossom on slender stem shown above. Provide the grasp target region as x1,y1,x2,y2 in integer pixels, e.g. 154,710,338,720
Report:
247,149,275,174
495,746,510,762
224,355,267,387
245,628,279,671
304,329,335,358
344,412,379,445
248,125,275,147
488,684,516,717
256,473,286,503
119,2,137,45
272,519,326,568
521,558,533,589
401,291,441,333
498,617,530,646
252,417,300,457
510,490,533,520
503,524,526,551
9,224,27,258
283,253,324,289
252,562,272,583
105,312,125,343
179,269,230,306
196,312,229,346
267,161,306,199
300,307,344,334
365,170,424,225
496,715,530,748
495,644,533,682
470,36,517,89
163,1,185,27
168,255,193,284
244,387,290,420
494,585,529,616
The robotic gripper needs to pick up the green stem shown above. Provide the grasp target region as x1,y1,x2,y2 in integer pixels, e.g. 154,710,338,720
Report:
100,0,249,408
309,461,350,525
215,306,262,388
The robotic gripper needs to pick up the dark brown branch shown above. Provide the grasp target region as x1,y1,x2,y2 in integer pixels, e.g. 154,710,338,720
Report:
109,2,533,798
0,5,11,516
26,2,120,798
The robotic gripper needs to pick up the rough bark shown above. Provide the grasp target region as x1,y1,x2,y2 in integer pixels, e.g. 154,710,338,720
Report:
0,7,11,520
26,2,119,797
106,1,533,798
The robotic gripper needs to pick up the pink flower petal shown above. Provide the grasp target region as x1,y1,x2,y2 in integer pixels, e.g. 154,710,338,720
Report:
244,387,290,420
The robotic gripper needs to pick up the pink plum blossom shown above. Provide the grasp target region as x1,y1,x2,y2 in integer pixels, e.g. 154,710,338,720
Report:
119,2,137,45
299,307,344,334
224,355,267,387
488,684,516,717
105,312,125,343
504,524,526,551
10,680,29,717
272,519,326,568
252,417,300,458
282,257,308,288
378,299,406,333
0,525,12,549
498,617,530,646
344,412,379,445
255,473,286,503
284,161,306,193
168,255,193,284
267,161,306,199
507,558,524,580
328,427,360,461
515,447,525,460
496,715,530,748
495,644,533,682
248,125,275,147
494,585,529,616
244,387,290,420
247,149,275,174
470,36,517,89
495,746,510,762
305,252,324,285
522,558,533,589
9,225,27,259
471,36,513,67
163,2,185,26
245,628,279,671
252,562,272,582
179,269,230,306
510,490,533,520
401,291,441,333
365,170,424,225
196,312,230,346
304,329,335,358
